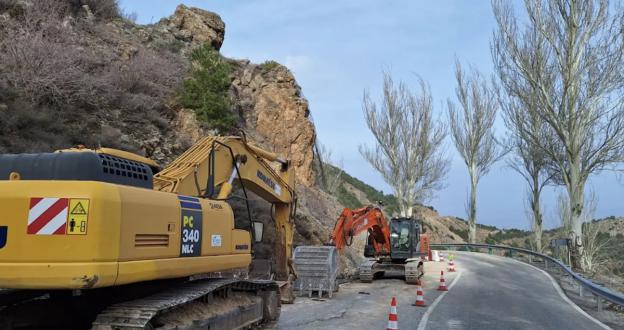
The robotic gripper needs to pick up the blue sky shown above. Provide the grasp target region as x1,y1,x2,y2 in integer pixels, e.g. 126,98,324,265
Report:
119,1,624,229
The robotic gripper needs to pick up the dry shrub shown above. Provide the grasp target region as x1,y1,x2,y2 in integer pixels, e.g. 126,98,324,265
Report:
0,0,184,153
67,0,120,20
0,0,17,13
2,32,96,106
111,50,184,99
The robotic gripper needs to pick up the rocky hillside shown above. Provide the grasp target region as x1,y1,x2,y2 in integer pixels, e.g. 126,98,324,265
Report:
0,1,363,274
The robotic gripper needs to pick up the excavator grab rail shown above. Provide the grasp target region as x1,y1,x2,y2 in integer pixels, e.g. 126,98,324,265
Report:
431,243,624,309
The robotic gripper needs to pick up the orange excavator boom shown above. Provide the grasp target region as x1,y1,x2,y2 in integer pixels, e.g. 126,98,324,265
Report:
330,205,391,254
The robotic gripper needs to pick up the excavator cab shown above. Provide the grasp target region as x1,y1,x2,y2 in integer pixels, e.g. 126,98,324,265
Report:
389,217,423,260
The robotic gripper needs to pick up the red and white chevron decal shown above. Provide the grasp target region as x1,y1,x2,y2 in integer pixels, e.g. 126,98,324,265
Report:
27,198,68,235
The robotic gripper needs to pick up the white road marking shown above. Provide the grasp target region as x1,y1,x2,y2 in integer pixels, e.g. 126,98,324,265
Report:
506,256,612,330
416,271,463,330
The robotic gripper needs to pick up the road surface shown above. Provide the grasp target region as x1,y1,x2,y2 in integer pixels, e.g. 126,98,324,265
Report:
424,252,606,330
277,252,608,329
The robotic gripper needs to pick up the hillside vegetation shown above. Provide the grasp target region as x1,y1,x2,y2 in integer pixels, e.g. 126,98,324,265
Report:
0,0,186,155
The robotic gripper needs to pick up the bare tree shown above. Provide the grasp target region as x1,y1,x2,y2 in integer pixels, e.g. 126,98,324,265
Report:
492,0,624,270
314,141,344,195
498,27,553,252
360,72,449,217
448,62,505,243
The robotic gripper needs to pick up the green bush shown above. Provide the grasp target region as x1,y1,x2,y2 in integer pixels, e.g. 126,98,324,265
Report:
449,225,469,241
477,223,498,231
337,169,400,215
179,45,234,133
488,228,531,242
485,236,498,244
259,60,280,72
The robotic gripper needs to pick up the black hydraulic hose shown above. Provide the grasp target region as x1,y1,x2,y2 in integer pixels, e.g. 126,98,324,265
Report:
204,140,254,243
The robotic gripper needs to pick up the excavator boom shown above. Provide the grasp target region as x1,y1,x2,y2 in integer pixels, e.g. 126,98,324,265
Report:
331,205,391,255
153,136,297,280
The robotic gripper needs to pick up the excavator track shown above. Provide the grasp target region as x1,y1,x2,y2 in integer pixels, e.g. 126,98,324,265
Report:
92,278,279,329
0,279,280,330
358,259,421,284
404,260,420,284
358,259,377,283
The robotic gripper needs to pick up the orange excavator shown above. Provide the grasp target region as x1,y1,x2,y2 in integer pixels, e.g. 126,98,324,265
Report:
330,205,428,283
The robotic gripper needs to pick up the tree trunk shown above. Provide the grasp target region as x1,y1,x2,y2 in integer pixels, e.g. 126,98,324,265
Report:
532,210,542,252
567,158,585,270
531,176,543,252
468,167,478,243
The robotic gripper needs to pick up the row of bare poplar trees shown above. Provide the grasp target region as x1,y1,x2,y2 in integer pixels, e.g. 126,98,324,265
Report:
360,0,624,271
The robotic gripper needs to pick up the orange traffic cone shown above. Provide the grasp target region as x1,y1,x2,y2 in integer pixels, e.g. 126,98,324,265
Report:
387,297,398,330
438,270,448,291
412,281,426,307
448,260,456,272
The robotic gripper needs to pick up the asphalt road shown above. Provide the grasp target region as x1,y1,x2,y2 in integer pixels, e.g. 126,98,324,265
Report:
425,252,607,330
277,252,609,330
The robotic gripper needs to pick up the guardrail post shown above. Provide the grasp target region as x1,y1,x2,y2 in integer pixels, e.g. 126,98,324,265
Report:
488,247,492,255
528,255,532,263
579,285,583,297
544,259,548,269
597,297,603,312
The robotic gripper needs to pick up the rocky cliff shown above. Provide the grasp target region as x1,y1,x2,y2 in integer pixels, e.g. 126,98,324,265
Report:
0,2,316,186
124,4,316,186
0,1,348,272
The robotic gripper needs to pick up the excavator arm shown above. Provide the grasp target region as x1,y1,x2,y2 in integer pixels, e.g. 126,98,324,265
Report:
153,136,296,281
331,205,391,255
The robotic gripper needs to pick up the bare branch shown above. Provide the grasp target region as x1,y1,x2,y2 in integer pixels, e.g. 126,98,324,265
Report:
360,72,449,216
314,141,344,195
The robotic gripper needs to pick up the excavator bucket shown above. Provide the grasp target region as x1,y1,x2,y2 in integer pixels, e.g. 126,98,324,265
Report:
292,246,339,298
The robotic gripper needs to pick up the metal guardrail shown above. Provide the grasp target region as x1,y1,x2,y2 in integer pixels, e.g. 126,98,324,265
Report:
430,243,624,309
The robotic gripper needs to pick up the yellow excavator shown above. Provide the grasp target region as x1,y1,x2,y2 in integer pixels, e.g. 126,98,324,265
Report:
0,135,297,329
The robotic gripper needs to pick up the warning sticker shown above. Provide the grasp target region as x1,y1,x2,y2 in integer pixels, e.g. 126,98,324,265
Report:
28,197,69,235
66,199,89,235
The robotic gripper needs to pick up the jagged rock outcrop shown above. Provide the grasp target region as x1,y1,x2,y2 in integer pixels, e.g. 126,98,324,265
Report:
142,5,317,186
156,5,225,50
230,61,316,186
114,5,317,186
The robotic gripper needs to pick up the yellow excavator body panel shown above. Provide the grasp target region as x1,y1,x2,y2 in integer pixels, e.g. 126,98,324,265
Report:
0,180,251,289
